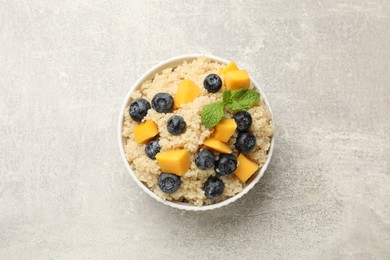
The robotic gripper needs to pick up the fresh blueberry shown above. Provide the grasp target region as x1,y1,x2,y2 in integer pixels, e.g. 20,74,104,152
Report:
167,115,186,135
203,74,222,93
145,139,161,159
195,149,215,170
215,154,237,176
233,111,252,131
158,173,181,194
204,177,224,199
235,131,256,153
151,93,174,113
129,98,151,122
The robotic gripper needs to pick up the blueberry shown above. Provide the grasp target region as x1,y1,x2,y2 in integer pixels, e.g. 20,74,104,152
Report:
233,111,252,131
151,93,174,113
158,173,181,194
167,115,186,135
235,131,256,153
203,74,222,93
215,154,237,176
204,177,224,199
129,98,151,122
195,149,215,170
145,139,161,159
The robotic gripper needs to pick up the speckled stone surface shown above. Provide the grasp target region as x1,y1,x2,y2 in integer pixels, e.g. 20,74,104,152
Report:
1,1,389,259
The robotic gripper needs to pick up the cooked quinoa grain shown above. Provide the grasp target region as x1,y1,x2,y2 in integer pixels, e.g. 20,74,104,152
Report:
122,57,274,206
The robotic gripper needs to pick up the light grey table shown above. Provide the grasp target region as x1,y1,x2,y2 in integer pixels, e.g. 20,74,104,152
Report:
1,1,389,259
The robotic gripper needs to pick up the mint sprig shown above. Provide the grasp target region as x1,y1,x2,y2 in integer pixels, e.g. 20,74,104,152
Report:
201,89,260,128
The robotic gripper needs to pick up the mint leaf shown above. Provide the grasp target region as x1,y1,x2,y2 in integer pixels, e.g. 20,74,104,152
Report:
201,89,260,128
225,89,260,111
201,101,225,128
226,100,243,111
222,90,231,104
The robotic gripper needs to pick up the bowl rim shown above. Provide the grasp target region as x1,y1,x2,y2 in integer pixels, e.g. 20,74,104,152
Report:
117,54,275,211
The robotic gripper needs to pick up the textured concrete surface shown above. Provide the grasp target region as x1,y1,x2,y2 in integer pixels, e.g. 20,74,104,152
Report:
1,0,390,259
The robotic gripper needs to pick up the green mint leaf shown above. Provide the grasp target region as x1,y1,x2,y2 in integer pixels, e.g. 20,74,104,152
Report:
226,100,244,111
225,89,260,111
201,101,225,128
222,90,231,104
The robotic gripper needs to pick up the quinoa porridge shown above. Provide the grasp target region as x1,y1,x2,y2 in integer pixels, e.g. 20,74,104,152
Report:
122,57,274,206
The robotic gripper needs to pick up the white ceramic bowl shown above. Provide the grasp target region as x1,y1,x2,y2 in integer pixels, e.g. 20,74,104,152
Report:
118,54,275,211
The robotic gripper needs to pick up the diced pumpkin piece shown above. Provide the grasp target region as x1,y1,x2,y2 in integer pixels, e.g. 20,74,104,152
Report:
134,120,159,144
234,153,259,182
203,138,232,154
225,70,250,90
213,119,237,142
219,61,239,75
156,149,190,176
174,79,202,109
